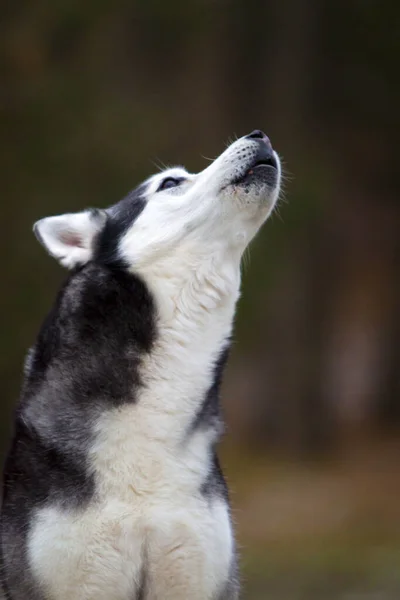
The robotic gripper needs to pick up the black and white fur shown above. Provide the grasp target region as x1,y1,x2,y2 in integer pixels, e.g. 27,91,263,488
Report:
0,130,281,600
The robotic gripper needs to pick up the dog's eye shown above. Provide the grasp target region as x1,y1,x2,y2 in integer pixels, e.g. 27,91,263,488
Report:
157,177,184,192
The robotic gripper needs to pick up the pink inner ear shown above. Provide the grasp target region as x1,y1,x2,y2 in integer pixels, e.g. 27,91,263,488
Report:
59,230,84,248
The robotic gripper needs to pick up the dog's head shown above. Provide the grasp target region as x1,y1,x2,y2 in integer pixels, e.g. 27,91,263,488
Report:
35,131,281,296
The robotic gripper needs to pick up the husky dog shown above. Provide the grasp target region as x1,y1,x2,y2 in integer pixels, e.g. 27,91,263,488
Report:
0,130,281,600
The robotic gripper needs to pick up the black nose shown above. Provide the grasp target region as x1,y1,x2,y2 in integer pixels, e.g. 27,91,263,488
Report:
246,129,271,145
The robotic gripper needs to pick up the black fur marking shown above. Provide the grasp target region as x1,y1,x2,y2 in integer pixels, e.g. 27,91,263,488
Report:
191,344,230,434
189,343,231,502
201,451,229,502
136,565,147,600
3,416,94,511
217,560,240,600
0,536,13,600
95,183,147,269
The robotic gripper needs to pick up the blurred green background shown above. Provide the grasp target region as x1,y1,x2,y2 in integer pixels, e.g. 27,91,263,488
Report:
1,1,400,598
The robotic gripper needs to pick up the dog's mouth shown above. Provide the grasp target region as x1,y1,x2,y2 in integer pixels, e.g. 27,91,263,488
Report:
232,151,278,187
246,155,278,176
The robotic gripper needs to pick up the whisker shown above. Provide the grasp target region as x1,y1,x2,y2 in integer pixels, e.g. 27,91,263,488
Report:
150,157,169,172
242,246,251,272
272,203,285,223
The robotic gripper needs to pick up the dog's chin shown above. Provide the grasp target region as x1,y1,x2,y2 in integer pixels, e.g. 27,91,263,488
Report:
237,183,279,229
226,167,278,212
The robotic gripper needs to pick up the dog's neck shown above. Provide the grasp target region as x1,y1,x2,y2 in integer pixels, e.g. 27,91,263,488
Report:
133,247,242,434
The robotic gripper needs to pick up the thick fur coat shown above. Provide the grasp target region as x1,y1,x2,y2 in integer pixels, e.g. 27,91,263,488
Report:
0,130,281,600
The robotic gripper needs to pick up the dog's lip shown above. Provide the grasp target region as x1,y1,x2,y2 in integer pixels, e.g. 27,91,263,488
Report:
247,154,278,175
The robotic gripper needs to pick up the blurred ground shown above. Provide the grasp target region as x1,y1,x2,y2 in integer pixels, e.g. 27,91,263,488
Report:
223,437,400,599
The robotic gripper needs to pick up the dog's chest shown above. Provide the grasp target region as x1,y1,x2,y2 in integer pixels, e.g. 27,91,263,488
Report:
89,401,215,506
29,402,232,600
29,493,233,600
28,399,233,600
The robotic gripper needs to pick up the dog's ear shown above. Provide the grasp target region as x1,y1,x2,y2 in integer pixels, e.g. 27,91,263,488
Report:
33,209,107,269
